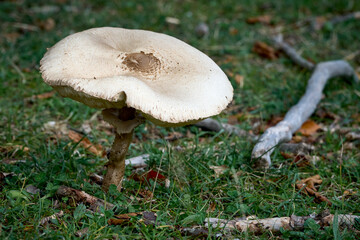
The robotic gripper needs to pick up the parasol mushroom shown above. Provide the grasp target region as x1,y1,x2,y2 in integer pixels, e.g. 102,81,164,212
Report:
40,27,233,191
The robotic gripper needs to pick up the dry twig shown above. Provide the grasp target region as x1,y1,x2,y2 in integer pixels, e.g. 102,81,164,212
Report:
194,118,253,138
252,36,358,168
56,185,114,212
205,211,359,233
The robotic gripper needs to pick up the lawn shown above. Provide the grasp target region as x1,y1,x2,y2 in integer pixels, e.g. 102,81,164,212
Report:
1,0,360,239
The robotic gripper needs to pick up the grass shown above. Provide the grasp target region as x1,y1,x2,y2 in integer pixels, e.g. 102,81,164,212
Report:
1,0,360,239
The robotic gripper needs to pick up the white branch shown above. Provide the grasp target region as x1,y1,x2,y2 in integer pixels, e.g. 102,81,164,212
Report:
205,213,359,233
252,60,358,168
195,118,253,138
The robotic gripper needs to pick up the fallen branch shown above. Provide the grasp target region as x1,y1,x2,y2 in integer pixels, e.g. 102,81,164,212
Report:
252,37,359,168
194,118,253,138
273,35,314,70
56,185,114,212
205,212,359,233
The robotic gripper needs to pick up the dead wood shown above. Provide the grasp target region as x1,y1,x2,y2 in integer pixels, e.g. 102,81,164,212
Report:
56,185,114,212
252,36,359,169
205,211,359,233
194,118,253,138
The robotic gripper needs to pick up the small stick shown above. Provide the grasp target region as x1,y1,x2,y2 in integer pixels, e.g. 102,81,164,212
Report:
194,118,253,138
252,37,358,168
272,35,314,70
56,185,114,212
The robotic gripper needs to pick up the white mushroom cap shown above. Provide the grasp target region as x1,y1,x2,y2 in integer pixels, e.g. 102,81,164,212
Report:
40,27,233,126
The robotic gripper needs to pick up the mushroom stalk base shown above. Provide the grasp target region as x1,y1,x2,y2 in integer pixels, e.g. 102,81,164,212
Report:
102,131,133,192
101,108,142,192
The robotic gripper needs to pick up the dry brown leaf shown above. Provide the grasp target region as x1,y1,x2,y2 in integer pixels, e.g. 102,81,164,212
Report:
224,69,234,78
209,165,229,178
280,152,293,160
252,41,278,60
68,130,105,157
246,15,272,24
235,74,244,88
36,18,56,31
229,27,238,35
137,189,153,200
295,175,332,206
207,202,216,213
164,132,183,141
108,211,156,226
33,91,56,99
297,120,321,136
312,16,327,30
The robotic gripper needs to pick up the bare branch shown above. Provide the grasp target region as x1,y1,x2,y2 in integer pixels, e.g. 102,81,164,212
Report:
252,38,358,168
272,35,315,70
56,185,114,212
205,213,359,233
194,118,253,138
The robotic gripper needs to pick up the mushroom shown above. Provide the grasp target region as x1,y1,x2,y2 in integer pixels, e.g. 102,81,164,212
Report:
40,27,233,191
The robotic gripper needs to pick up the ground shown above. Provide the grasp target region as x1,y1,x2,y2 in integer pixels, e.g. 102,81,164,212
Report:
0,0,360,239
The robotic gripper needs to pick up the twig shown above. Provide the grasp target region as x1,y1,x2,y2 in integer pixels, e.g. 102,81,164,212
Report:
252,37,359,168
205,212,359,233
56,185,114,212
272,35,314,70
194,118,254,138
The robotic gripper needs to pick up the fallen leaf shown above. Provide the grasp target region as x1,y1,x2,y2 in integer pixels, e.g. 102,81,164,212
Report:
209,165,229,178
108,211,156,226
252,41,278,60
207,202,216,213
68,130,105,157
297,120,321,136
224,69,234,78
36,18,56,31
34,91,56,99
246,15,272,24
312,16,327,30
164,131,183,141
131,169,167,186
229,27,238,35
295,175,332,206
137,189,153,200
235,74,244,88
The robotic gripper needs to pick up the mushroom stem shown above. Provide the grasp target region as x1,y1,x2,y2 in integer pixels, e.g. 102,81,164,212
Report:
101,107,142,192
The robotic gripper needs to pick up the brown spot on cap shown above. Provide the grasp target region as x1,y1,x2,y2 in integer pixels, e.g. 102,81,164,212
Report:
123,51,160,77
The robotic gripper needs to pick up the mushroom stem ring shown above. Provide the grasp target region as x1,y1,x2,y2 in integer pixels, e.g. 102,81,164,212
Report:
101,107,144,192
